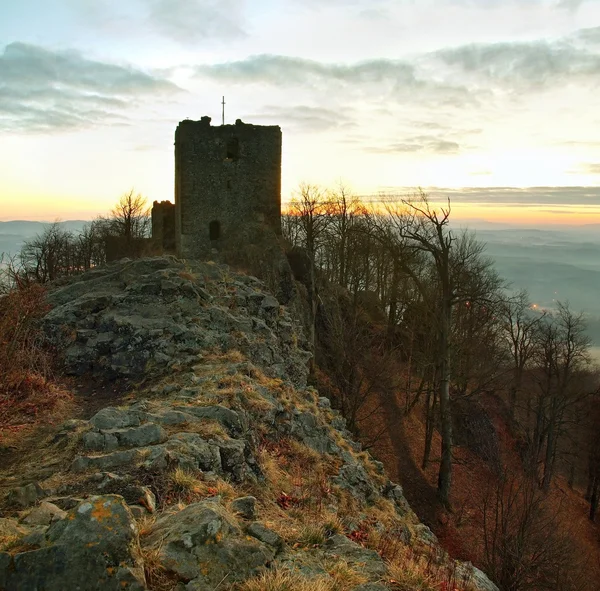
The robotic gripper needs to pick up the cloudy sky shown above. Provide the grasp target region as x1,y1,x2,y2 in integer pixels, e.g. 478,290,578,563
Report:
1,0,600,223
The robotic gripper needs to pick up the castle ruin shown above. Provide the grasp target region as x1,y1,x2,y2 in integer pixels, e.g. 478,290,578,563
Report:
154,116,282,259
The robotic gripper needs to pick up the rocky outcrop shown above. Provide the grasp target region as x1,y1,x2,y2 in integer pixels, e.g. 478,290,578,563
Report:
0,258,499,591
43,257,310,386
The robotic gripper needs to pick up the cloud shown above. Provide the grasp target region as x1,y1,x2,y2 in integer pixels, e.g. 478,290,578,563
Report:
576,26,600,48
569,163,600,175
144,0,245,44
245,105,354,132
0,43,181,132
193,54,479,113
195,54,419,87
365,136,460,155
434,38,600,89
557,0,585,11
426,186,600,206
193,26,600,108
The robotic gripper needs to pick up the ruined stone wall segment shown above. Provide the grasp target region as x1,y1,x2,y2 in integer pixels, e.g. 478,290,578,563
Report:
151,201,176,253
174,117,282,259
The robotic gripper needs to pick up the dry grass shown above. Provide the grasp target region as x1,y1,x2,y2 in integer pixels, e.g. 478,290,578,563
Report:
387,558,437,591
166,419,230,440
0,379,74,445
296,523,327,547
231,570,334,591
141,543,180,591
163,468,237,506
257,436,341,518
201,349,246,365
0,535,19,552
324,559,369,591
169,467,204,493
137,513,158,537
209,478,236,500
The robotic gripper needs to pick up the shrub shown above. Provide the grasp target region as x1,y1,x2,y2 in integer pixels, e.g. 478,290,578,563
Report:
0,283,65,434
0,283,50,391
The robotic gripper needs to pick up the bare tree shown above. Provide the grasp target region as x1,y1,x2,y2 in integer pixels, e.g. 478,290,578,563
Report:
381,193,502,508
526,302,593,490
19,222,76,283
481,471,587,591
500,290,545,422
103,189,150,249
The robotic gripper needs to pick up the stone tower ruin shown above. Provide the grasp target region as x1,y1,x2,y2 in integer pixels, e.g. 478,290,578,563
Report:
173,116,282,258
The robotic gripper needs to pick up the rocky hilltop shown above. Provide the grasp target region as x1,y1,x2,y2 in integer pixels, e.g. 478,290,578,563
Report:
0,257,498,591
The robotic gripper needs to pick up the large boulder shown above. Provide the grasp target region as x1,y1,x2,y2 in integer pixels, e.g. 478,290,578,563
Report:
0,495,145,591
143,500,274,588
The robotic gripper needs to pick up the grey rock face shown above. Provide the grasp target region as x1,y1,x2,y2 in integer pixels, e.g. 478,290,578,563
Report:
455,563,500,591
325,534,388,578
289,410,340,454
112,423,168,448
333,460,378,504
144,500,273,588
43,257,310,386
0,495,145,591
0,553,11,589
182,405,244,435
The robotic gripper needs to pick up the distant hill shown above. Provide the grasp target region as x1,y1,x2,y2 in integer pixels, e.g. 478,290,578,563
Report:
0,220,88,259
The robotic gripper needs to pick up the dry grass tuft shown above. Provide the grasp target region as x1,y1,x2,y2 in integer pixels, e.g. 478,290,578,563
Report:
137,513,158,538
232,570,334,591
387,558,436,591
324,559,369,591
0,535,19,552
167,419,230,440
210,478,236,500
161,468,237,507
296,524,327,547
385,545,476,591
141,543,180,591
169,467,204,494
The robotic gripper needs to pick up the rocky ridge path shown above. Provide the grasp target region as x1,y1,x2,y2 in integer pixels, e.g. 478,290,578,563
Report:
0,257,498,591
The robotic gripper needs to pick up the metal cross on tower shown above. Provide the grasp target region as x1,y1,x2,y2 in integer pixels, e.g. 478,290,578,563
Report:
221,96,225,125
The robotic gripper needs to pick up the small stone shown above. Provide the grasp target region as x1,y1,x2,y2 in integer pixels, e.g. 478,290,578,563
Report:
5,482,45,508
317,396,331,409
246,522,283,549
230,496,256,520
112,423,168,448
82,431,104,451
128,505,148,519
21,502,67,526
90,407,140,430
260,295,280,311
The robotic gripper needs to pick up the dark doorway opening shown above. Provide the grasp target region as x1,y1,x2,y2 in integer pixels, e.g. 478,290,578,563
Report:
226,138,239,160
209,220,221,241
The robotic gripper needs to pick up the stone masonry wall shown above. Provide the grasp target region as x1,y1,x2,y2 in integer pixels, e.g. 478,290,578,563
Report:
174,116,282,259
151,200,176,253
